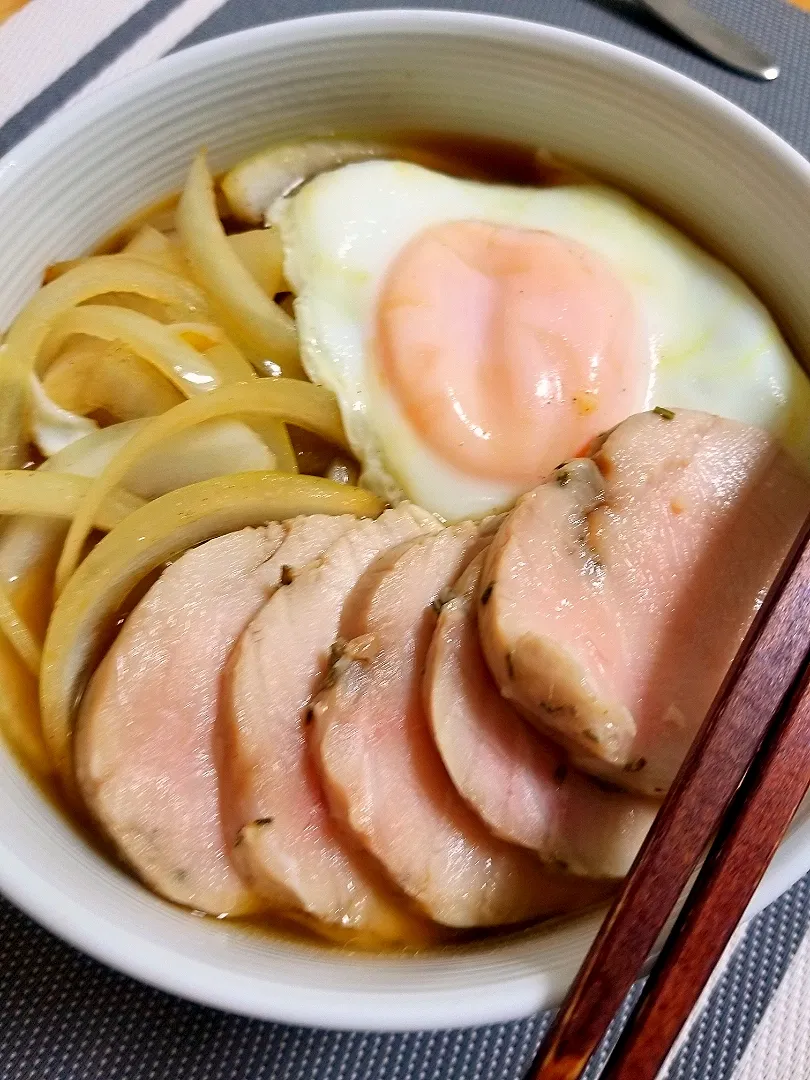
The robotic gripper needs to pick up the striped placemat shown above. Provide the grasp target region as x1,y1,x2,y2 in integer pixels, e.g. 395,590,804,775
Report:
2,3,810,1079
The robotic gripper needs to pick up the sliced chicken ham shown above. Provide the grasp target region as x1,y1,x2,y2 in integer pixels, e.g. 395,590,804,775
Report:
311,525,611,927
220,503,441,941
425,552,657,878
479,409,810,795
75,513,356,915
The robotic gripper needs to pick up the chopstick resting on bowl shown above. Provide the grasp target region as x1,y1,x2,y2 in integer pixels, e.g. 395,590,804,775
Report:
526,511,810,1080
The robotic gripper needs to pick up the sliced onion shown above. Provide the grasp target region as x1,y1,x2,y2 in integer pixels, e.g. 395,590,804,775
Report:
0,633,49,778
0,422,150,590
0,581,41,673
84,291,172,322
6,256,207,374
0,258,208,468
0,471,143,529
55,379,345,592
168,326,296,470
33,300,225,456
176,152,301,377
0,544,56,777
0,417,273,589
41,305,222,397
254,421,296,474
43,335,184,421
29,373,98,457
43,259,85,284
36,417,272,502
41,471,383,785
169,323,255,381
124,418,275,496
227,228,284,296
0,350,38,470
221,140,395,224
39,420,149,479
124,225,188,277
124,223,172,256
0,466,144,681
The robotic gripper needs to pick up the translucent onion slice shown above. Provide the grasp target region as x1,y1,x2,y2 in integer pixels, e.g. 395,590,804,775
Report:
40,420,149,479
0,632,49,778
38,417,273,501
169,323,254,381
43,259,85,284
227,228,284,296
176,152,301,377
253,420,297,475
221,140,395,224
41,471,383,784
29,373,98,457
33,304,223,456
85,291,171,322
124,224,172,256
55,379,344,592
6,257,207,374
43,335,184,421
41,306,221,397
125,418,275,496
0,418,274,590
0,471,144,530
168,326,297,471
0,422,151,593
124,225,188,277
0,472,143,676
0,546,60,777
0,354,39,470
43,237,187,286
0,258,208,467
0,581,41,673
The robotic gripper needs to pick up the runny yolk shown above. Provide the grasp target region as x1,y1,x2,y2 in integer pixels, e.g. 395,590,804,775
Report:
375,220,648,485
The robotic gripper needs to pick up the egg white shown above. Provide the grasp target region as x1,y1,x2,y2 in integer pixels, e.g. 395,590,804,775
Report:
275,160,810,520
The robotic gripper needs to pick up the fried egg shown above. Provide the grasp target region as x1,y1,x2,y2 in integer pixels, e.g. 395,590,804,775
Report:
275,160,810,520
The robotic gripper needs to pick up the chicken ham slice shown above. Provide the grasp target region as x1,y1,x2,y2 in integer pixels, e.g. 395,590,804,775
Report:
311,525,611,928
425,552,657,879
479,409,810,796
75,513,356,916
220,503,441,941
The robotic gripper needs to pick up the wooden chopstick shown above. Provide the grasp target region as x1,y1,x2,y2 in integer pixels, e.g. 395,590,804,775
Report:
598,657,810,1080
526,511,810,1080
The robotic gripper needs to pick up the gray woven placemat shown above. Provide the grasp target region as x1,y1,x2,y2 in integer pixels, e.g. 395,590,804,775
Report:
1,878,809,1079
2,2,810,1079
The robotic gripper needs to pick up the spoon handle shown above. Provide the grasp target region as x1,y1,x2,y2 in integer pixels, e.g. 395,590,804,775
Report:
638,0,779,80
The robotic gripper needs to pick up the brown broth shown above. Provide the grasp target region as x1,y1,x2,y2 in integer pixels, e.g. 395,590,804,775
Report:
4,130,634,955
95,192,181,255
92,130,586,256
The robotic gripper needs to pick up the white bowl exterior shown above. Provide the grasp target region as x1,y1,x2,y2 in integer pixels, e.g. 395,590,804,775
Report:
1,10,810,1031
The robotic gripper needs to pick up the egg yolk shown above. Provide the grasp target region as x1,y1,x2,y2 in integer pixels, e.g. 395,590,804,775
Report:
376,220,648,485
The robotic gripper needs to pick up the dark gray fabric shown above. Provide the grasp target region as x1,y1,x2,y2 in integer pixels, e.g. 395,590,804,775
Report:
1,881,807,1079
3,2,810,1079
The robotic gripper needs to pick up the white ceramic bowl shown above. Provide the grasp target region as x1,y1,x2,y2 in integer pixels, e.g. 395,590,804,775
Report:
2,9,810,1033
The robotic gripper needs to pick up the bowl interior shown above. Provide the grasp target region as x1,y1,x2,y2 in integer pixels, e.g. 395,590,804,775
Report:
1,10,810,1031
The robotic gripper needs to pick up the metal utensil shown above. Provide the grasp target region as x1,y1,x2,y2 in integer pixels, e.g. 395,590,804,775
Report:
637,0,780,80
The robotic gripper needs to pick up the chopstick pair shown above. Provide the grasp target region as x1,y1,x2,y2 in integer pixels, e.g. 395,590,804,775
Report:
526,512,810,1080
